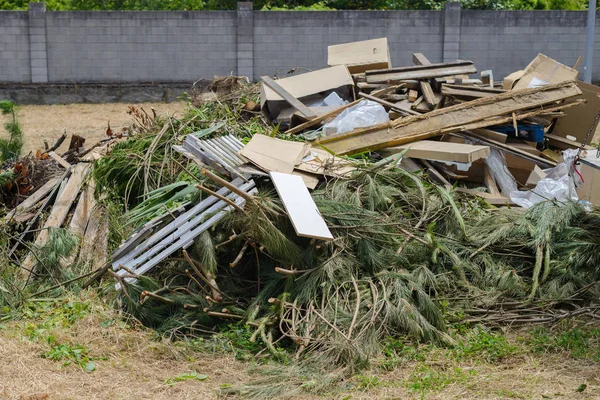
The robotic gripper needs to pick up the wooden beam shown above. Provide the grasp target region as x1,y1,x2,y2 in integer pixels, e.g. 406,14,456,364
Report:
420,80,437,108
48,151,71,169
261,76,317,119
459,132,556,169
285,100,361,135
366,61,477,84
358,92,419,116
483,165,501,196
22,164,89,276
316,81,581,155
544,133,594,151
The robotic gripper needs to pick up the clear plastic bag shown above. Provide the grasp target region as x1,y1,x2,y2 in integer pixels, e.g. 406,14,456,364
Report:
510,149,579,209
323,100,389,135
484,148,518,197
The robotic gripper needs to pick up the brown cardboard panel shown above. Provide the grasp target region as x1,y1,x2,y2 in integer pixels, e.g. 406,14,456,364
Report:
577,153,600,204
510,54,578,91
328,38,391,74
552,81,600,143
260,66,355,121
239,134,310,174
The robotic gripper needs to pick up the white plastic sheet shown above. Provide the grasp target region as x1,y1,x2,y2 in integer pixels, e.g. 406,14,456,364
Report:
323,100,389,135
510,149,580,209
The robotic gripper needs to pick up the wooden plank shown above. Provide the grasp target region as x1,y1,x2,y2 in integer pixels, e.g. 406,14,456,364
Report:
315,81,581,155
269,171,333,241
261,76,317,119
455,187,515,205
458,132,556,169
22,164,89,276
62,182,95,267
471,128,508,143
285,100,361,135
3,177,60,222
441,85,505,100
420,80,437,107
380,140,490,163
421,160,451,188
358,92,419,116
48,151,71,169
544,133,594,151
484,166,501,196
366,61,477,84
408,90,419,102
412,53,445,90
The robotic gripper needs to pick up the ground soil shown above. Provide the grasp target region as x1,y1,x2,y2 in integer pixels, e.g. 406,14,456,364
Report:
0,102,187,155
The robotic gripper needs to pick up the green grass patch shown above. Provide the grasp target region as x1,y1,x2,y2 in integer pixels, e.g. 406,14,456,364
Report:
527,327,600,361
405,363,476,395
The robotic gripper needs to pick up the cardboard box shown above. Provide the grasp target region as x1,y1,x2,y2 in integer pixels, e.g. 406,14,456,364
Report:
260,66,355,122
504,54,578,90
552,81,600,143
327,38,391,74
577,152,600,204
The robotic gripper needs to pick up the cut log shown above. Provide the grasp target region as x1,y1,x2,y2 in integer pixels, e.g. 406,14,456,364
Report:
315,81,581,155
366,61,477,84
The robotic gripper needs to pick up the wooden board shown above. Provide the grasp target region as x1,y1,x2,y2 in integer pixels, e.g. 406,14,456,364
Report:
420,80,437,107
22,164,89,275
366,61,477,84
3,177,60,222
286,100,361,134
48,151,71,169
379,140,490,163
269,172,333,241
261,76,317,119
315,81,581,155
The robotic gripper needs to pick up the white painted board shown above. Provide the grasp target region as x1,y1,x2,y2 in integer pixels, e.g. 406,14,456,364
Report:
269,171,333,241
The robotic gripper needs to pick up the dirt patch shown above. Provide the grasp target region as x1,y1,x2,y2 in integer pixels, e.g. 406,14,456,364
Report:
0,102,187,156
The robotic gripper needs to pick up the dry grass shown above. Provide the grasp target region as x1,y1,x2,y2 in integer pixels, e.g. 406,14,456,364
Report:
0,102,187,155
1,292,598,400
0,292,250,400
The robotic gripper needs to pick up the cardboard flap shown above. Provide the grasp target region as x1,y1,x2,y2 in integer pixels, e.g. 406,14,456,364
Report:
239,134,310,174
509,54,578,91
328,38,391,74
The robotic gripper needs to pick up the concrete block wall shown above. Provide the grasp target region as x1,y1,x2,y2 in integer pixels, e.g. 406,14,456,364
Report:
253,10,443,77
45,10,236,82
0,11,31,82
0,2,600,84
460,10,591,80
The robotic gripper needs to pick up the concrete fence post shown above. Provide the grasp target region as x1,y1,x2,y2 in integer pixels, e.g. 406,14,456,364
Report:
28,2,49,83
237,2,254,79
442,2,461,62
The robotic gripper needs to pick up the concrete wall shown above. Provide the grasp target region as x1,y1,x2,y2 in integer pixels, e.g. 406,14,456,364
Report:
253,10,443,77
0,11,31,83
460,10,589,80
0,2,599,84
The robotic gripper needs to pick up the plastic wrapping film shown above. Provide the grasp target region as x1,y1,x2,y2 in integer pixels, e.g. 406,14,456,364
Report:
484,148,518,197
323,100,389,135
510,149,580,209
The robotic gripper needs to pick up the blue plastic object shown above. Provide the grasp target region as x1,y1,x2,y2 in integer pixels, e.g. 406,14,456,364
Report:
490,124,545,142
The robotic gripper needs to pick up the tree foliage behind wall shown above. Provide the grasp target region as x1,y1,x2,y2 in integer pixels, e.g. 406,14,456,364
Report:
0,0,593,10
